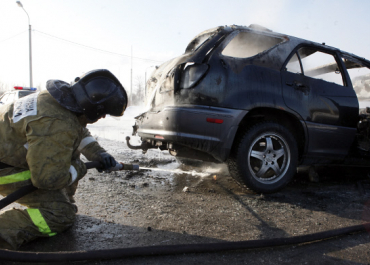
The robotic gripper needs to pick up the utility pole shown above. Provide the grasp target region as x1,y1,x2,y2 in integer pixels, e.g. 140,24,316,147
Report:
16,1,33,88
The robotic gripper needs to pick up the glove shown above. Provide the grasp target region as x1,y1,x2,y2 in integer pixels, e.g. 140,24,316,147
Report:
97,152,117,172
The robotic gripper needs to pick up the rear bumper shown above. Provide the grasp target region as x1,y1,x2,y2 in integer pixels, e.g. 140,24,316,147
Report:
135,105,247,161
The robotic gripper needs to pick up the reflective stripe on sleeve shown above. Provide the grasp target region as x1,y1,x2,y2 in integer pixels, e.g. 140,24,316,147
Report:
0,170,31,184
69,165,78,185
78,136,96,151
27,208,57,237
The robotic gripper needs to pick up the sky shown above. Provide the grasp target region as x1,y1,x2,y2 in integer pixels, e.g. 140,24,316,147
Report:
1,0,370,96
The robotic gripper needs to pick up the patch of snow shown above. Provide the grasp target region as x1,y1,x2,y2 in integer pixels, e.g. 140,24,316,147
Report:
87,105,146,142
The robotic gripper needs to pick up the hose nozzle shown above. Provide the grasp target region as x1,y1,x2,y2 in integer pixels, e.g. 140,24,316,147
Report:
85,161,140,171
105,162,139,172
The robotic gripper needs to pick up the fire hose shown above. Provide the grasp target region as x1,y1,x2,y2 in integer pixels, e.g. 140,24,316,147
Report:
0,162,369,262
0,161,139,210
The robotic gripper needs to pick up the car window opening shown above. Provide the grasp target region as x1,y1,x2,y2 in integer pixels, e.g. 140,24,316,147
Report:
221,31,285,59
286,53,302,74
286,47,344,86
344,58,370,102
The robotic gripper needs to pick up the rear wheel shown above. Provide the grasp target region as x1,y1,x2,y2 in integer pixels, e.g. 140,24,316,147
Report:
228,121,298,193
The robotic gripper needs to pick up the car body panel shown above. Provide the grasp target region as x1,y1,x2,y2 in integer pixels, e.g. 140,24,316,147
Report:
132,25,370,167
137,105,247,161
304,121,357,159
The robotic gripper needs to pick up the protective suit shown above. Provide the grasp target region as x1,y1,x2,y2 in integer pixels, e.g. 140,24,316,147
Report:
0,69,127,249
0,90,109,249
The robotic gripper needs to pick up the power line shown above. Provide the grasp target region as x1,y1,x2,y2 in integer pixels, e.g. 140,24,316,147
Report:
0,30,27,44
34,30,165,64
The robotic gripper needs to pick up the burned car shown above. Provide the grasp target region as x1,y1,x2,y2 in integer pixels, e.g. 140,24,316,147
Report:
127,24,370,193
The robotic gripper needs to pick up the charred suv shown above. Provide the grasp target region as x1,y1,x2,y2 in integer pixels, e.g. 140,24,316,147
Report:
128,24,370,193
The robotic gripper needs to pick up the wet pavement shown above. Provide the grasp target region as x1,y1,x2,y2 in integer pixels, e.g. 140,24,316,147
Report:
1,111,370,264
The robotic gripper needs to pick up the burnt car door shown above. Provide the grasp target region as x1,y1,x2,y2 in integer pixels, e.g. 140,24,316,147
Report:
207,29,288,110
281,46,358,159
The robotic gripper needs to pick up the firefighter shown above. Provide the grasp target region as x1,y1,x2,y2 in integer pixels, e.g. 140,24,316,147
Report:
0,69,127,249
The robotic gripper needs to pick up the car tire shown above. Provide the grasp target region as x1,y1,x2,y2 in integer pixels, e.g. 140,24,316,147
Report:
228,121,298,193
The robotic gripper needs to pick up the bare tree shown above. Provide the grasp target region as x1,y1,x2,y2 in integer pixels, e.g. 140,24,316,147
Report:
131,75,144,106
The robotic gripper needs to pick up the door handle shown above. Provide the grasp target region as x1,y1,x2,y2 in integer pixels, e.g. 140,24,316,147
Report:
295,82,306,88
286,81,306,89
286,81,309,94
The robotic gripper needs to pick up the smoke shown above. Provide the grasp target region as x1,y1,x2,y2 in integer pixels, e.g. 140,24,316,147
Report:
222,31,284,58
347,66,370,101
353,74,370,100
245,0,290,31
298,48,344,85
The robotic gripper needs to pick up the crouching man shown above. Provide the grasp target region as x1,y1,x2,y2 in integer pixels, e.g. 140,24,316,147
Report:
0,69,127,249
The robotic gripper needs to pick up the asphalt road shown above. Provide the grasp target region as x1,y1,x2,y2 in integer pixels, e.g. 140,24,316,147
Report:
1,109,370,265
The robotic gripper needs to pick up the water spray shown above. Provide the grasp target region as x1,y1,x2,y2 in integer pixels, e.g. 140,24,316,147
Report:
139,166,219,177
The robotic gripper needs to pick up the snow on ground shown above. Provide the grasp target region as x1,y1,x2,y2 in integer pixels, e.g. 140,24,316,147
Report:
86,105,181,170
85,105,226,185
87,105,145,145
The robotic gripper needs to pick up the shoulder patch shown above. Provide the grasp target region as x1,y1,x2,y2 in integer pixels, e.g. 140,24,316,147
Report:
13,92,39,123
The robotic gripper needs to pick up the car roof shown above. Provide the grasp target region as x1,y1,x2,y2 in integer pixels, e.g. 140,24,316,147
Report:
194,25,370,68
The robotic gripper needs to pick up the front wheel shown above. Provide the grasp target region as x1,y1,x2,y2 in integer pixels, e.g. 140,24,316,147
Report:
228,122,298,193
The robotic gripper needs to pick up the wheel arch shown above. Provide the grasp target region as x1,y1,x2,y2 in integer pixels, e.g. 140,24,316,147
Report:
230,107,306,161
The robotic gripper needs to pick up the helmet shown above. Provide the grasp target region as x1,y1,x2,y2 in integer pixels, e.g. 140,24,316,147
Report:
47,69,127,122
